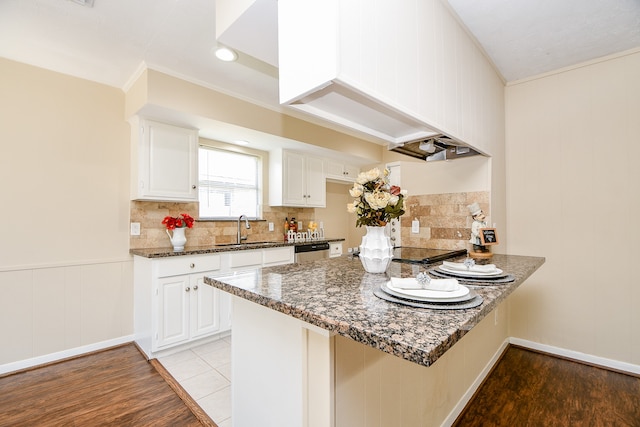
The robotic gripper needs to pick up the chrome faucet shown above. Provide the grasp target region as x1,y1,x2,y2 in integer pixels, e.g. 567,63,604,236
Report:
237,214,251,244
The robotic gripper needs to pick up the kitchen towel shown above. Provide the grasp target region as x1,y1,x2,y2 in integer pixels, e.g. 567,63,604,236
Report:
442,261,497,273
389,277,459,291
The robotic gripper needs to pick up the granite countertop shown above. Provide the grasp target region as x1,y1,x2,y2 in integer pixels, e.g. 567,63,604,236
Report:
203,254,544,367
130,238,345,258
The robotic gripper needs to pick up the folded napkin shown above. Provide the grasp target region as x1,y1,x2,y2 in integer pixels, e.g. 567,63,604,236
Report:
442,261,497,273
389,277,460,292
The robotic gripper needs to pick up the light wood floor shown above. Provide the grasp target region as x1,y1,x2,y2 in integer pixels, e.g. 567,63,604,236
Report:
454,345,640,427
0,344,215,427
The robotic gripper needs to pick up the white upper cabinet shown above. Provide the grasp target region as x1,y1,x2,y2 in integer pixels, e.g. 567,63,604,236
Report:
278,0,504,155
326,160,359,183
269,150,326,207
130,117,199,201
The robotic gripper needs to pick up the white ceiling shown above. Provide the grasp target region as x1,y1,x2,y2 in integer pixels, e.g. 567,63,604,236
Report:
447,0,640,82
2,0,639,149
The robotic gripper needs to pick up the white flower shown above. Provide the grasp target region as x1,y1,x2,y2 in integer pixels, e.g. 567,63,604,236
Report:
401,189,408,196
349,184,363,198
346,167,406,226
368,168,382,181
357,167,381,184
365,190,391,210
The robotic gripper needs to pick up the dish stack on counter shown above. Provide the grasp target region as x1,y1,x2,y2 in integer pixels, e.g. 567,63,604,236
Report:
373,274,484,310
428,261,515,285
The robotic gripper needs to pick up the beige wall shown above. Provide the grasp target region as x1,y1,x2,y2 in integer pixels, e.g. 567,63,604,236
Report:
0,58,133,368
139,69,383,162
0,58,130,266
315,182,356,247
0,58,373,369
505,50,640,365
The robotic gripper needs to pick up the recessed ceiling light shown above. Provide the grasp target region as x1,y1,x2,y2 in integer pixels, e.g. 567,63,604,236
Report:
215,47,238,62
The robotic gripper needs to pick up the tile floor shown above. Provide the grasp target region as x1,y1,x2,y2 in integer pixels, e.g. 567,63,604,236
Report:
158,336,232,427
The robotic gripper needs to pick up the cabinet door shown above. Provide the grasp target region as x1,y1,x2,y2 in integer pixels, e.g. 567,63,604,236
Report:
305,156,326,207
282,151,307,206
156,275,190,348
140,120,198,201
343,164,359,181
326,160,358,182
190,273,220,339
325,161,344,178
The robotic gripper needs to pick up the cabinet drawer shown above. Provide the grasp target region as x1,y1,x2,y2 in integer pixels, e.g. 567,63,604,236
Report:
263,247,294,266
229,250,263,269
156,255,221,277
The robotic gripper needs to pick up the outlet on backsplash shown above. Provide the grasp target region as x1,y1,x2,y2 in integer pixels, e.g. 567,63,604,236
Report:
401,191,490,250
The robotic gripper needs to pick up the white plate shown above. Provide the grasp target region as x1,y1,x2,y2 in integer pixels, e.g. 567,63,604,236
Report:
383,281,473,302
438,266,504,277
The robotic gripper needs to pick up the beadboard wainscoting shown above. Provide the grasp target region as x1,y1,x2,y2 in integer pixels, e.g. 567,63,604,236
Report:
0,259,134,374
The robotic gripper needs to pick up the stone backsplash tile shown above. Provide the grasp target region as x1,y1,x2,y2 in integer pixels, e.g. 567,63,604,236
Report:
401,191,489,250
130,201,317,250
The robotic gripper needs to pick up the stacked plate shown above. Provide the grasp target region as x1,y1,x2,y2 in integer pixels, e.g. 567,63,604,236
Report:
373,278,483,310
429,261,515,284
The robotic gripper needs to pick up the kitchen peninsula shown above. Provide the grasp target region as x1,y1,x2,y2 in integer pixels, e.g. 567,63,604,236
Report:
204,254,544,427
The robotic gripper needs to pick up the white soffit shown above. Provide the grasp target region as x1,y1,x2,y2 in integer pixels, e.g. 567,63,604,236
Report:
216,0,279,67
0,0,280,106
447,0,640,82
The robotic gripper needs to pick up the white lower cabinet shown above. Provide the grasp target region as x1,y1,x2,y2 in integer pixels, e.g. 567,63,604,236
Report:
134,254,223,358
156,272,220,349
134,246,295,359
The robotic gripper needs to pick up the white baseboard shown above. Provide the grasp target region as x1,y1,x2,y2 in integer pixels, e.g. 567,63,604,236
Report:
442,338,510,427
0,335,135,375
509,337,640,376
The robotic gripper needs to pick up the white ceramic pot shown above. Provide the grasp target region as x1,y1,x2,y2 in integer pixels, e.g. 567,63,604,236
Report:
166,227,187,251
359,226,393,273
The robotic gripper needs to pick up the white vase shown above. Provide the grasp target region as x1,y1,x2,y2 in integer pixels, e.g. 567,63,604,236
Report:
359,226,393,273
166,227,187,251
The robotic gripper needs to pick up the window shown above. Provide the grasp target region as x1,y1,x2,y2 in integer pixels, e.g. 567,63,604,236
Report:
198,146,261,219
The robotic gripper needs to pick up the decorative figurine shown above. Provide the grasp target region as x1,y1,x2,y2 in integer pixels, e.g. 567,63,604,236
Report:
468,202,493,259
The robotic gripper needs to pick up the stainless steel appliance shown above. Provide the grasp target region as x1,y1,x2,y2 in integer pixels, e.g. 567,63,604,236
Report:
295,242,330,262
391,247,467,265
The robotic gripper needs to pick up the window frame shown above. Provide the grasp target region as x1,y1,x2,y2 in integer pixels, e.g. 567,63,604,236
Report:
197,144,263,220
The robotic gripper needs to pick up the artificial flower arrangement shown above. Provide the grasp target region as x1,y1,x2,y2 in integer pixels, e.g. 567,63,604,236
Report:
347,168,406,227
162,213,195,230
